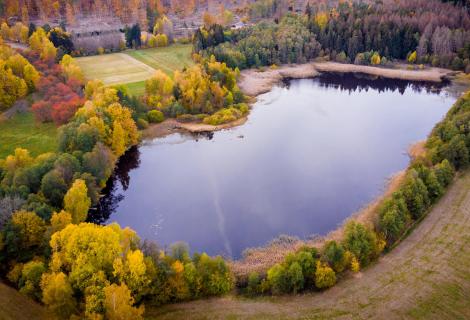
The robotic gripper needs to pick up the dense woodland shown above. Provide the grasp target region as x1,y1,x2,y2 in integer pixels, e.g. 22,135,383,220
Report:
0,0,470,319
196,0,470,71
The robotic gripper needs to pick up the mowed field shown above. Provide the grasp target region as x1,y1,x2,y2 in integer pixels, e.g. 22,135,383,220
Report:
76,44,194,96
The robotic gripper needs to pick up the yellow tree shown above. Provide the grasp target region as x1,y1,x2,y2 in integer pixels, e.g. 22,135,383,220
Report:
113,250,149,298
103,283,144,320
11,211,46,248
41,272,76,319
111,121,126,157
50,210,72,233
63,179,91,224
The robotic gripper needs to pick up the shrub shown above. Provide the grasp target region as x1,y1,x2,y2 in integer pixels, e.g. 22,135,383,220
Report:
402,170,430,219
314,261,336,289
286,262,304,293
267,263,288,295
434,159,455,188
246,272,261,296
147,110,165,123
322,241,348,273
203,107,242,125
377,193,411,244
342,221,382,266
136,118,149,129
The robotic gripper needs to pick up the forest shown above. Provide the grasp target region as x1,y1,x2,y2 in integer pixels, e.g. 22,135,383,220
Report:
0,0,470,319
195,0,470,72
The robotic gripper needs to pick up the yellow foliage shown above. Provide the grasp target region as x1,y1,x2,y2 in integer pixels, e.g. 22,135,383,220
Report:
50,210,73,233
315,12,329,30
351,256,360,273
64,179,91,224
103,283,144,320
371,52,381,65
41,272,76,319
314,261,336,289
11,210,46,248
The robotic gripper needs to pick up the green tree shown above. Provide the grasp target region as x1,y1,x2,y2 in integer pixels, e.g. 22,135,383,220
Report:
342,221,381,266
322,241,348,273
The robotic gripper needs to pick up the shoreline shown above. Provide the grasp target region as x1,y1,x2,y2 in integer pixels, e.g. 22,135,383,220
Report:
230,140,427,281
142,62,456,140
139,63,456,280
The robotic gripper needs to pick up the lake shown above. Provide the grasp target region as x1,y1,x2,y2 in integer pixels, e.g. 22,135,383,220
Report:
91,73,456,258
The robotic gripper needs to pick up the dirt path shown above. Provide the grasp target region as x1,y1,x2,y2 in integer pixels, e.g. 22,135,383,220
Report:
147,171,470,320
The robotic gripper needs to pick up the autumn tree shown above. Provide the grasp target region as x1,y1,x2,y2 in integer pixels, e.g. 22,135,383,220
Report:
41,272,77,318
63,179,91,224
103,283,144,320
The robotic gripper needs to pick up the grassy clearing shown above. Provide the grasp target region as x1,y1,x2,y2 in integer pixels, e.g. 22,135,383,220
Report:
123,80,147,97
76,52,156,86
75,45,193,96
147,172,470,320
0,112,58,159
126,44,194,76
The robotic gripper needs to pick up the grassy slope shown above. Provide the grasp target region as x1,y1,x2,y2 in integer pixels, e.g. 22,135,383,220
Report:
0,112,58,159
147,171,470,320
0,282,51,320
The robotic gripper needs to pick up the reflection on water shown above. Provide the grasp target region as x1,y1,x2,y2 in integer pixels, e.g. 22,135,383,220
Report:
92,73,455,258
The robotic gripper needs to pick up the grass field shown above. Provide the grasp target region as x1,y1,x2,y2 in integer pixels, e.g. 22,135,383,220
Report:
0,112,58,159
76,44,194,96
147,171,470,320
76,52,156,86
126,44,194,76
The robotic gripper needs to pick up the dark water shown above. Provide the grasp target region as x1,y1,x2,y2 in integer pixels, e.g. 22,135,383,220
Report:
91,73,456,258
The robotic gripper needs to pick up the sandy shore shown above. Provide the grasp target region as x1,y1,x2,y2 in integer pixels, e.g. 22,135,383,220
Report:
239,61,456,98
142,117,248,140
312,62,453,82
238,64,319,96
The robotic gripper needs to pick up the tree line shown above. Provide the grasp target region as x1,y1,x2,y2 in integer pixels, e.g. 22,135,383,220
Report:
194,0,470,72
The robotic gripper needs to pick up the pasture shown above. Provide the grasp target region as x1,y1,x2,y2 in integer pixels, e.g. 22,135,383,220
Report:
76,52,156,86
126,44,194,76
0,112,58,159
76,44,194,96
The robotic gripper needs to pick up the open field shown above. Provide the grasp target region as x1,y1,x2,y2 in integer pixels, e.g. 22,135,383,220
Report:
0,112,58,159
76,45,194,96
76,52,156,86
148,171,470,320
126,44,194,76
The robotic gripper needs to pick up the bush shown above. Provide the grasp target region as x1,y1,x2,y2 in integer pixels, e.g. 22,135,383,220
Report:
322,241,348,273
136,118,149,129
402,170,430,219
377,193,411,244
434,159,455,188
314,261,336,289
267,264,288,295
342,221,382,267
286,262,304,293
147,110,165,123
246,272,261,296
203,107,243,125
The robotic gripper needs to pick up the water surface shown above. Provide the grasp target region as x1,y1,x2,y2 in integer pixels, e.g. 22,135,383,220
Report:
92,73,455,258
